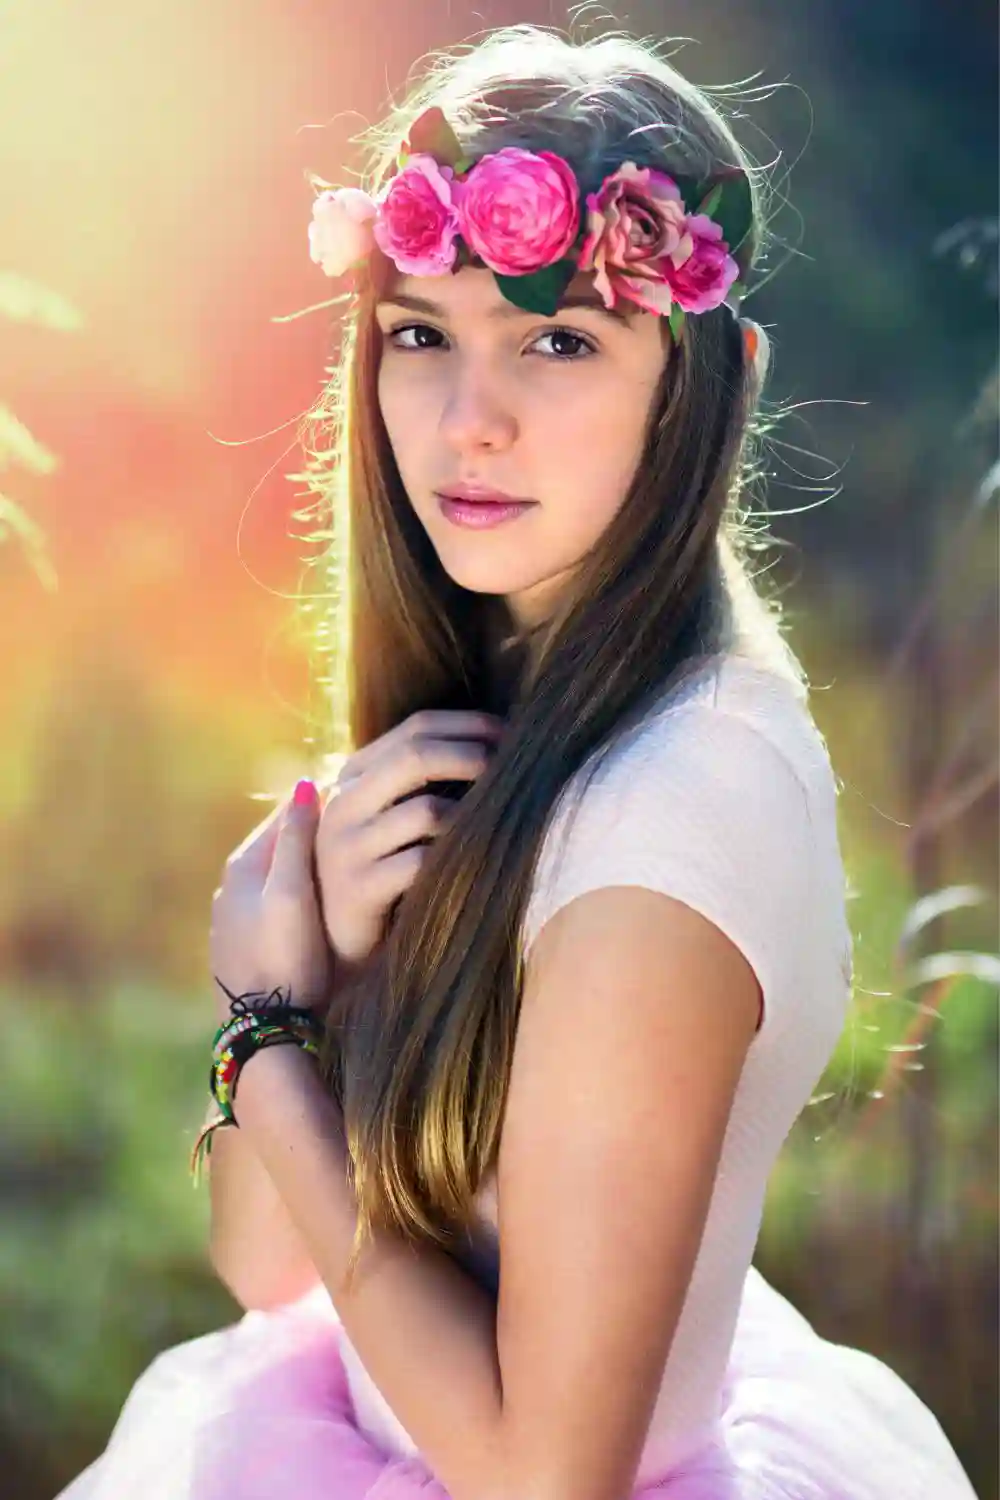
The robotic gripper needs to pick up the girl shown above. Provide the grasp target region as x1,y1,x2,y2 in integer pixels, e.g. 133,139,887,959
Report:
58,24,976,1500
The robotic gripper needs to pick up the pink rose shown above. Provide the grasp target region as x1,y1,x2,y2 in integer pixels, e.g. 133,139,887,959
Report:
457,148,580,276
373,155,460,277
662,213,740,314
308,188,378,277
578,163,690,315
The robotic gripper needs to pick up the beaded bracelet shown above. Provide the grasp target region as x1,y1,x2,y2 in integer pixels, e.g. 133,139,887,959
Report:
211,1001,321,1058
189,1004,324,1184
211,1015,322,1122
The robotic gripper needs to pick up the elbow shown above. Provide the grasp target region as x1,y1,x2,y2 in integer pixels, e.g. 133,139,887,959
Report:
478,1439,630,1500
209,1234,321,1313
474,1451,581,1500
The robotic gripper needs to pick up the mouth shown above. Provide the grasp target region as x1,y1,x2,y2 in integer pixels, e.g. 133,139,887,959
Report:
436,490,538,530
435,485,537,507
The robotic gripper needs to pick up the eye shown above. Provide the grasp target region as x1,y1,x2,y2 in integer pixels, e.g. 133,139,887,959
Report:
384,322,448,351
531,326,597,361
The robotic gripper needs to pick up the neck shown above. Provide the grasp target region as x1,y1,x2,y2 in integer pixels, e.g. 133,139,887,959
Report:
480,598,530,712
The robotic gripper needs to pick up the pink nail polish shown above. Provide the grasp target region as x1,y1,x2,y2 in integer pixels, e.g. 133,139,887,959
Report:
293,778,317,807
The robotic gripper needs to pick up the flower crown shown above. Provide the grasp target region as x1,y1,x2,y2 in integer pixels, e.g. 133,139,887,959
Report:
308,108,754,341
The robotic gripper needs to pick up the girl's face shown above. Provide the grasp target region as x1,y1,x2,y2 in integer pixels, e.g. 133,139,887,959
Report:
375,266,669,629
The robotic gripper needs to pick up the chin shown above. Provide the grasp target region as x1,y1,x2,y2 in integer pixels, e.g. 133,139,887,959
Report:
430,537,570,616
439,561,540,596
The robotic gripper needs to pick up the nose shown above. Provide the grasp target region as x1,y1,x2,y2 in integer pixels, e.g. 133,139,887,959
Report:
439,364,518,455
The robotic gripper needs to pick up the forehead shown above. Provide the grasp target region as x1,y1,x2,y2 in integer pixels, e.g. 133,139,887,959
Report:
379,265,641,322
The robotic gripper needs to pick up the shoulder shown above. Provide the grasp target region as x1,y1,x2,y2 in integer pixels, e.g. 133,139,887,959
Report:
520,653,851,1041
627,652,835,800
528,652,836,885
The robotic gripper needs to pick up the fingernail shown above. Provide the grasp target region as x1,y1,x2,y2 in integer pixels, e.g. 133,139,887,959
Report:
293,778,318,807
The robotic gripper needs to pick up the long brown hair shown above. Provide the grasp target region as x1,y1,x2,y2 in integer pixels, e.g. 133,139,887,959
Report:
295,24,802,1286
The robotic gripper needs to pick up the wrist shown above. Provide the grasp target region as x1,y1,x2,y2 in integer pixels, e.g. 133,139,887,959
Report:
210,1007,322,1121
234,1044,350,1186
236,1041,343,1136
193,999,328,1185
237,1035,317,1096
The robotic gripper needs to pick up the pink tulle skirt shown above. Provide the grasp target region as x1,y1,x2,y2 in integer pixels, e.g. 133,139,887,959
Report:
55,1265,975,1500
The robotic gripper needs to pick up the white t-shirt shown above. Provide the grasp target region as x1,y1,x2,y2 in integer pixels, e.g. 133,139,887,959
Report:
338,652,855,1481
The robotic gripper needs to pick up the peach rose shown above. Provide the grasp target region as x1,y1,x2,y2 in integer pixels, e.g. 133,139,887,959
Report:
578,162,690,314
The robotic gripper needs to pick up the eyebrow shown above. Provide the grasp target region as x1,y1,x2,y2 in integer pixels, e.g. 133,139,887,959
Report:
377,290,635,327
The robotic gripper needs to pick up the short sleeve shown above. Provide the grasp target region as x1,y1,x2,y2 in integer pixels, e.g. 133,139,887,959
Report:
520,705,830,1042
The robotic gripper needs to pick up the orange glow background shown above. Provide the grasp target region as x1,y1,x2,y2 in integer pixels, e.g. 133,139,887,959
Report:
0,0,378,716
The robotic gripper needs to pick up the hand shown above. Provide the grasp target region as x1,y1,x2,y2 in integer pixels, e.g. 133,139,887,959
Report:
314,710,505,973
209,780,335,1027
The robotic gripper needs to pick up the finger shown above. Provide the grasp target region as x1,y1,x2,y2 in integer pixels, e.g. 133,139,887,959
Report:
353,792,456,864
228,777,322,878
363,843,429,906
337,711,504,782
326,736,494,829
267,778,322,891
226,795,285,872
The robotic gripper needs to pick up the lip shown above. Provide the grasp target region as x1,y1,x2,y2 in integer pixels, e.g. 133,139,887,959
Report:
435,485,537,507
437,494,536,529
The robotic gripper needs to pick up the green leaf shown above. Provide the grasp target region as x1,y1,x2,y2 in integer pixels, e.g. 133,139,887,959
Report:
696,183,723,219
667,305,686,342
703,169,754,269
669,173,706,215
493,259,578,316
671,170,754,276
404,106,465,170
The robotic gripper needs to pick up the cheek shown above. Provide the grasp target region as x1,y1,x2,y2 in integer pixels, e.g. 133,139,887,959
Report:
541,382,653,540
377,361,433,458
376,362,408,452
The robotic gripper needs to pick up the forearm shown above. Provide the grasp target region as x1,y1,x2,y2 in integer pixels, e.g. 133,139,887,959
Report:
205,1098,321,1311
204,965,361,1311
235,1044,511,1500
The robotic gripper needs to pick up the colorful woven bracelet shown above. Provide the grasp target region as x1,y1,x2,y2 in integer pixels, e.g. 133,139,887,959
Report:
190,1007,324,1184
211,1014,322,1122
211,1003,321,1056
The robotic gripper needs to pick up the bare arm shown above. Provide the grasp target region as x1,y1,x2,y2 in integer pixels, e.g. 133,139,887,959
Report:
206,1097,321,1311
206,716,498,1309
236,1043,507,1497
231,886,761,1500
205,958,368,1311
